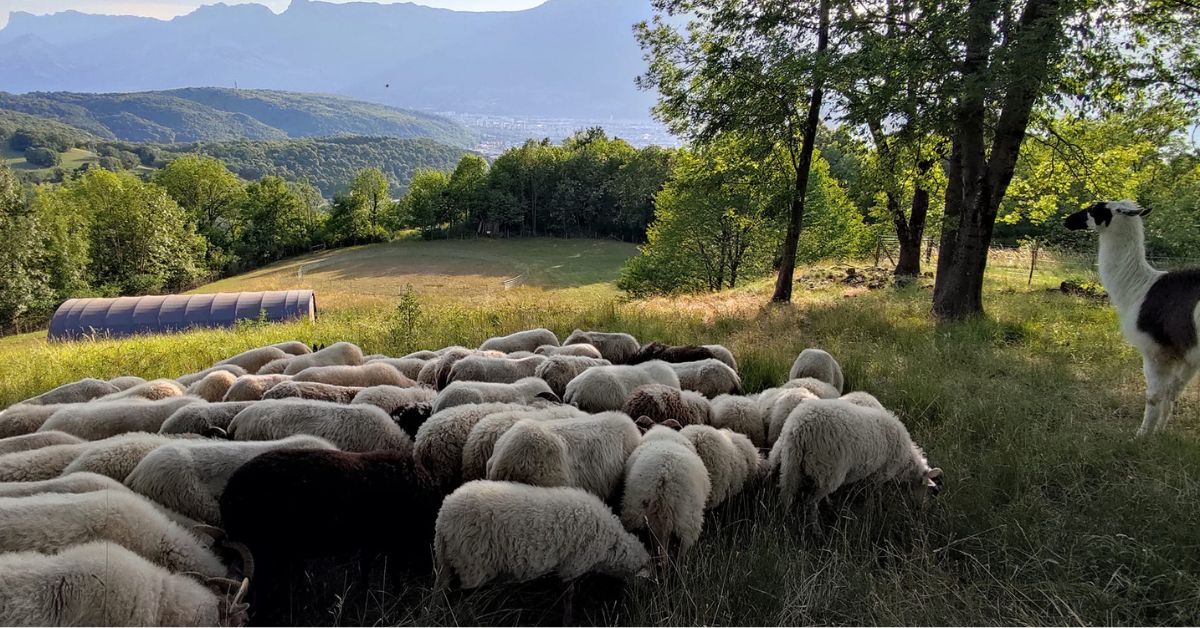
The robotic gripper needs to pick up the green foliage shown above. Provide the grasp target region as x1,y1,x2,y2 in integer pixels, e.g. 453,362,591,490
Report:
236,176,314,267
400,169,450,237
152,155,247,272
0,163,54,332
349,167,393,232
22,146,59,167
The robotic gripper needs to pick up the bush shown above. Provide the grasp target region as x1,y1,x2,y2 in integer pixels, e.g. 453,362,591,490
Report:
23,146,60,168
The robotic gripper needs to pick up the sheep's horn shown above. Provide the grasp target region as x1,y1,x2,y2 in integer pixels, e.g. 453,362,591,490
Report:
192,524,226,542
204,577,243,594
231,578,249,606
222,540,255,582
203,426,229,439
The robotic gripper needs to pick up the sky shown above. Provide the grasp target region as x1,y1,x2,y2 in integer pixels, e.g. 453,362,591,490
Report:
0,0,547,27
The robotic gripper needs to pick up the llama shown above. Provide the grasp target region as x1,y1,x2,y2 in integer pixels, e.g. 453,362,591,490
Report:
1065,200,1200,435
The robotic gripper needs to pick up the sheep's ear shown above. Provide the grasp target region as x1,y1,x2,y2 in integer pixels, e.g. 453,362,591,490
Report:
927,467,943,479
662,419,683,430
536,391,561,403
1140,207,1153,217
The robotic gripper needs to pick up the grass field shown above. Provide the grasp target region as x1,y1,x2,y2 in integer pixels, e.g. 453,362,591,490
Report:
1,145,99,173
1,238,1198,625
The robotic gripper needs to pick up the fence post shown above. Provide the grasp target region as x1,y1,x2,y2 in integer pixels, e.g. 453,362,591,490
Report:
1027,241,1039,288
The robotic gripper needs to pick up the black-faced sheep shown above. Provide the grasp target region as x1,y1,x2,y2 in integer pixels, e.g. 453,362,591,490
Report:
262,380,365,404
0,430,83,456
563,329,641,364
534,343,604,359
460,405,586,482
435,481,650,588
479,328,560,353
534,355,611,399
217,346,293,374
432,377,558,413
282,341,364,375
186,369,240,402
223,374,292,401
709,394,766,447
160,401,256,437
620,425,710,557
413,402,537,494
17,377,118,405
622,384,710,427
39,397,203,440
351,385,436,437
228,399,412,453
448,355,548,385
788,348,845,393
563,361,680,412
679,425,762,508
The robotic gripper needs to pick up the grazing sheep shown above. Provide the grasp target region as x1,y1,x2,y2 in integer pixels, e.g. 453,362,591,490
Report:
709,394,766,447
402,350,439,360
563,361,680,412
186,369,239,402
460,406,586,482
282,341,364,375
0,542,248,627
563,329,641,364
781,377,842,399
257,357,293,374
108,375,147,391
0,471,131,498
217,346,292,374
768,399,942,524
0,440,91,481
272,340,312,356
667,359,742,398
39,397,203,440
416,358,439,388
679,425,761,508
479,328,559,353
0,491,226,577
435,481,650,588
840,391,886,411
428,348,507,390
292,362,415,388
101,377,189,401
628,342,723,367
17,378,117,405
59,432,184,481
620,425,710,556
487,412,641,500
0,430,83,456
229,399,412,453
622,384,709,427
176,366,247,388
365,357,428,380
762,387,823,446
704,345,739,371
351,385,436,437
414,402,535,494
534,343,603,359
788,348,845,393
432,377,558,413
125,434,337,525
223,374,292,401
534,355,611,398
263,380,364,404
0,403,72,438
448,355,548,384
160,402,256,437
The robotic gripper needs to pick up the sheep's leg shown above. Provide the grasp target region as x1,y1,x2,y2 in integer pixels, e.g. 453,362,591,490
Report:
561,579,576,626
1139,357,1174,436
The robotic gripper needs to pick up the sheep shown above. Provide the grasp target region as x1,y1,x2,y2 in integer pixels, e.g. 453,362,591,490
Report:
272,340,312,356
788,348,845,393
59,432,185,481
679,425,761,508
435,481,650,589
710,394,766,447
0,430,83,456
534,355,611,398
0,403,72,438
0,471,132,498
762,387,823,446
622,384,709,428
108,375,147,391
448,354,548,384
0,542,249,627
262,380,364,404
1065,200,1200,435
101,377,188,400
39,397,203,440
667,358,742,398
416,358,439,387
365,357,428,380
351,385,436,437
487,412,642,500
432,377,559,414
160,401,256,437
292,362,415,388
620,425,710,556
217,345,292,374
186,369,239,402
534,343,603,359
628,342,737,370
767,398,942,525
563,361,680,412
257,357,293,374
176,365,248,388
17,377,117,405
704,345,739,371
780,377,842,400
0,490,226,578
228,399,412,453
282,341,364,375
840,391,886,410
125,434,337,525
402,350,439,360
479,327,559,353
563,329,641,364
460,405,586,482
0,440,88,481
414,402,536,494
428,348,507,390
223,374,292,401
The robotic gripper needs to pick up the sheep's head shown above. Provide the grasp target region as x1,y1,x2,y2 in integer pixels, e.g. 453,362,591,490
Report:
910,466,944,503
1065,200,1150,233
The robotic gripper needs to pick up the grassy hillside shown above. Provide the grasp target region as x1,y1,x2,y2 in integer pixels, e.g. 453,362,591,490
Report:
1,239,1197,625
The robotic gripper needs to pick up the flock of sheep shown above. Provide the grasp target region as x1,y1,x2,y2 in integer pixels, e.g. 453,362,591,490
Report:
0,327,942,626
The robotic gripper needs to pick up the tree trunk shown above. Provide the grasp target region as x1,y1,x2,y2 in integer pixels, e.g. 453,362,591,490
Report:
771,0,829,304
895,162,932,278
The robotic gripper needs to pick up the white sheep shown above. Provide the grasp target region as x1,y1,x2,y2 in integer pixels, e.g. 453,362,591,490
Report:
292,362,413,388
365,356,428,380
679,425,762,508
432,377,558,413
0,471,132,498
709,394,766,447
101,377,189,401
185,369,239,402
108,375,147,391
487,412,641,500
222,374,292,401
479,327,560,353
563,329,641,364
216,345,292,374
257,357,292,374
620,425,710,556
125,434,337,525
176,365,247,388
414,402,536,493
840,391,885,410
768,398,942,524
460,405,586,482
282,341,364,375
0,542,247,627
448,354,548,384
0,430,83,456
416,358,439,388
0,403,71,438
262,380,364,404
59,431,186,481
17,377,117,405
351,385,436,414
402,350,439,360
563,361,680,412
228,399,412,453
271,340,312,356
668,358,742,398
434,480,650,588
160,401,255,436
761,387,822,446
788,348,845,393
534,355,611,398
704,344,739,371
39,397,203,440
426,348,507,389
534,343,603,359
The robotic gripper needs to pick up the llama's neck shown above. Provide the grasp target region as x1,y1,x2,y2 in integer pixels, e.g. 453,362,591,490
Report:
1098,219,1160,313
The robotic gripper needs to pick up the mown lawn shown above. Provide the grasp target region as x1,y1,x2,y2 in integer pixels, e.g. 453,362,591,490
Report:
0,238,1197,625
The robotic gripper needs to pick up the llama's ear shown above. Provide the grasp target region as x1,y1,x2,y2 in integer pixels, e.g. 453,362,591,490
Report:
1140,207,1153,217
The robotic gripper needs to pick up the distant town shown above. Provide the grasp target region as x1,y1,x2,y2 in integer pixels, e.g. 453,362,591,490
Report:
440,112,682,156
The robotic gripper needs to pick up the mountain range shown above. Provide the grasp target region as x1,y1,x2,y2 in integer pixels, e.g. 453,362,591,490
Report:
0,0,658,119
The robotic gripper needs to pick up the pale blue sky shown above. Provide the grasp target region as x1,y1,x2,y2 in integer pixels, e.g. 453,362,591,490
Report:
0,0,547,27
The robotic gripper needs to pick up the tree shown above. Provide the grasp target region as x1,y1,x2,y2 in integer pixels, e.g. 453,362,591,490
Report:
402,169,451,238
349,167,391,233
0,163,52,332
447,155,489,234
238,176,309,265
23,146,60,168
152,155,247,270
326,192,374,246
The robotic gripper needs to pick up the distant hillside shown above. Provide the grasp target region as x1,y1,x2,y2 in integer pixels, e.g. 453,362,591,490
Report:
0,88,476,147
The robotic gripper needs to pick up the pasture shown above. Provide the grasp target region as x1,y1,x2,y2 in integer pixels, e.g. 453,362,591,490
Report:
0,237,1197,625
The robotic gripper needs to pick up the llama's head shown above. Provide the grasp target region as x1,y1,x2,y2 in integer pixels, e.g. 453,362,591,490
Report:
1064,200,1151,233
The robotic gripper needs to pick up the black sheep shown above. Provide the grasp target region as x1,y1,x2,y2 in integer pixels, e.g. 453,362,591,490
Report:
626,341,717,365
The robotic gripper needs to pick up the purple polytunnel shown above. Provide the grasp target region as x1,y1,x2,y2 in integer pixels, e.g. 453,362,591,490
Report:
48,291,317,340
